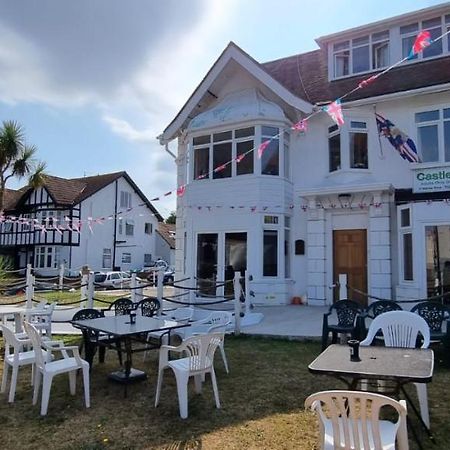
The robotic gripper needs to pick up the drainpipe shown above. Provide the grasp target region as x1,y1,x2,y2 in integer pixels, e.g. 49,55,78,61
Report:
113,180,118,270
164,143,176,160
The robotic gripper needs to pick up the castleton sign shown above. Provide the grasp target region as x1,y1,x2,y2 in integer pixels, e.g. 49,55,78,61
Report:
413,166,450,193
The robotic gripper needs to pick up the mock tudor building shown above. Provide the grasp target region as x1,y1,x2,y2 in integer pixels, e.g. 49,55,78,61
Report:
159,4,450,306
0,171,163,275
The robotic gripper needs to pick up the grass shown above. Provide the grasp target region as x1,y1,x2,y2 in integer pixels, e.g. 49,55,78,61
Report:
1,336,450,449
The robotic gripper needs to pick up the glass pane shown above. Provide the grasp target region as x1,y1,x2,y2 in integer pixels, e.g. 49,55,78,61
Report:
329,125,338,133
224,232,247,296
213,131,232,142
402,35,417,59
194,147,209,180
403,233,413,281
264,216,279,224
418,125,439,162
423,17,441,29
236,140,254,175
445,121,450,162
400,23,418,34
446,14,450,24
193,135,210,145
350,132,368,169
333,41,349,51
235,127,254,138
261,139,279,175
373,41,389,69
401,208,410,228
352,45,370,73
426,225,450,297
329,133,341,172
353,35,369,46
415,110,440,122
334,52,349,77
372,30,389,41
423,27,442,58
213,143,232,179
197,234,218,295
261,126,279,137
285,229,290,279
444,108,450,119
263,230,278,277
350,121,367,129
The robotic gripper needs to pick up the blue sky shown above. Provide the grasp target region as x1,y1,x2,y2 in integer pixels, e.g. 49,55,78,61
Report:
0,0,445,218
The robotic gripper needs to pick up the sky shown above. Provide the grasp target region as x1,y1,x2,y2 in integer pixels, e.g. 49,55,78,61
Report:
0,0,445,218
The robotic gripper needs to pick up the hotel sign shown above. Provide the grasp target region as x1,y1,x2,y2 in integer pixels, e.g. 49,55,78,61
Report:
413,166,450,193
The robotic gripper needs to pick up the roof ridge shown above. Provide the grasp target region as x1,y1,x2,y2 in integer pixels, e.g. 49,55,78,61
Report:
262,48,321,66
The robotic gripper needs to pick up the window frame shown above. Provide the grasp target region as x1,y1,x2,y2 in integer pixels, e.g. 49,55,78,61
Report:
34,246,58,269
120,191,132,209
102,248,112,269
415,105,450,163
331,30,390,80
121,252,132,264
349,120,369,170
398,206,414,282
190,123,287,182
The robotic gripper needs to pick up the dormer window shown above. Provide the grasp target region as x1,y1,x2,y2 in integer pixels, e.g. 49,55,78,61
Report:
332,31,389,78
401,17,444,60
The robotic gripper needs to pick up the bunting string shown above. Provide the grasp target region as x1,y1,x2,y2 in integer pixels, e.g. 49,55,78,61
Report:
2,28,449,234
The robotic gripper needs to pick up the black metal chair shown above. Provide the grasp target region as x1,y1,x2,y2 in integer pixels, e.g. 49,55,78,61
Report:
322,300,362,350
411,301,450,347
138,297,160,317
105,298,134,316
357,300,403,341
72,308,122,366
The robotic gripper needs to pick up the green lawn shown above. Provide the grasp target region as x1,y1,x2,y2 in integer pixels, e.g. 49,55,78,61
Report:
1,336,450,449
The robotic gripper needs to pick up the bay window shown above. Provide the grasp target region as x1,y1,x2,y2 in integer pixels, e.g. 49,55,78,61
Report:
416,107,450,163
191,125,286,180
35,246,58,269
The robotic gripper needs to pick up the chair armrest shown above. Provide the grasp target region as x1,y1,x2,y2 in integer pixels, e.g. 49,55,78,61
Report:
42,340,65,349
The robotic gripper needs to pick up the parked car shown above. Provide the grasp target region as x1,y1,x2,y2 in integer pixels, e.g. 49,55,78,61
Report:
94,271,134,289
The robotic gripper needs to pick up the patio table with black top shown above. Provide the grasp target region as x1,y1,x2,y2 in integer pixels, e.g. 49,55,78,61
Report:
72,315,190,395
308,344,434,447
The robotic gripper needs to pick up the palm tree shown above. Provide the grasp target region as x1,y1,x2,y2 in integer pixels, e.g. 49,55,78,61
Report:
0,120,46,212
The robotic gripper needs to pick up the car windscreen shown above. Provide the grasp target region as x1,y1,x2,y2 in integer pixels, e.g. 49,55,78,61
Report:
94,274,107,282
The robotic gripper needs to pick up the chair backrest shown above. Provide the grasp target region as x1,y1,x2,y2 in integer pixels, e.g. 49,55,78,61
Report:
0,324,23,357
23,321,46,371
361,310,430,348
139,298,160,317
329,300,362,327
411,301,449,333
110,298,133,316
365,300,402,319
305,390,408,450
183,332,224,373
72,308,103,322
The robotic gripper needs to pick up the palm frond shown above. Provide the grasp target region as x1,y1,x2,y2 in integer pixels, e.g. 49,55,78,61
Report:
0,120,25,162
28,161,47,188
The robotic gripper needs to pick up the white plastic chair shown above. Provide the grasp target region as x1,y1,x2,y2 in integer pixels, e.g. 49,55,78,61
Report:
155,332,224,419
305,390,409,450
22,303,55,337
23,321,90,416
360,310,430,429
179,311,232,373
0,324,40,403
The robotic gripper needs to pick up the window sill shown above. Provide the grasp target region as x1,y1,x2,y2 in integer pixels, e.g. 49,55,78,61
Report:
326,168,372,177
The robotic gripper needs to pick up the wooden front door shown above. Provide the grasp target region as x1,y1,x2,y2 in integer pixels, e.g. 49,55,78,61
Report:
333,229,367,306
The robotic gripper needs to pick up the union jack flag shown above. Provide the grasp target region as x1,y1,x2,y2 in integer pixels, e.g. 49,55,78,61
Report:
375,113,420,163
323,99,344,126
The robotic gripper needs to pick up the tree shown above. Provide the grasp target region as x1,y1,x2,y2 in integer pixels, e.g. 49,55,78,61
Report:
165,211,176,224
0,120,46,212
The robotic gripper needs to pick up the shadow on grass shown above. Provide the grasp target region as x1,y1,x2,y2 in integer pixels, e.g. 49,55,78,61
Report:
1,335,450,449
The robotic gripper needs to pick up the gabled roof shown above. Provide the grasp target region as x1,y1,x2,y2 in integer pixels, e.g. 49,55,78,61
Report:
6,171,164,221
3,188,26,212
160,41,314,143
156,222,175,249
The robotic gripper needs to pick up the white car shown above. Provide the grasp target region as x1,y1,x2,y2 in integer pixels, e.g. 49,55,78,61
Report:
94,271,133,289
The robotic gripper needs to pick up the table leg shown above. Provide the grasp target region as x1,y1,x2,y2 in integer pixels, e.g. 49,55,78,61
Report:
124,337,132,397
